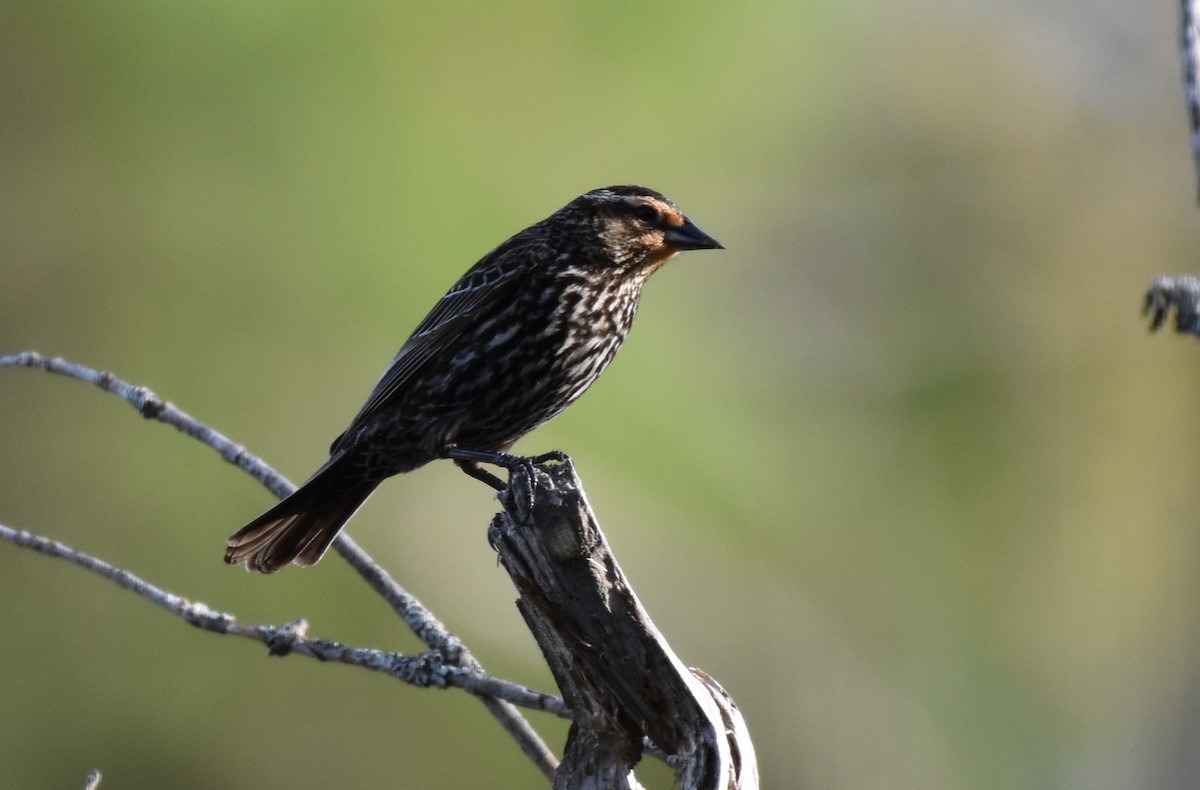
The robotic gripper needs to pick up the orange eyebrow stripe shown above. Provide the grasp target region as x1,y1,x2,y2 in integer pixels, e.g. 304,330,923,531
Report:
661,205,685,227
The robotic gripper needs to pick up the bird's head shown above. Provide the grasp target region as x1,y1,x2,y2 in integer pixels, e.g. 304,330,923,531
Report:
561,185,723,272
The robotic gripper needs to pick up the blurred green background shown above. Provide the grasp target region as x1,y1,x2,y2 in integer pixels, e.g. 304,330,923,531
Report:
3,1,1199,788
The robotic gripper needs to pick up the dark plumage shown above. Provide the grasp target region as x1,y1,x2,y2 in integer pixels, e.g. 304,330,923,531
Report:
225,185,722,573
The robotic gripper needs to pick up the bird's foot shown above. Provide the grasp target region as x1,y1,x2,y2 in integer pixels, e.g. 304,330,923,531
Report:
447,447,568,492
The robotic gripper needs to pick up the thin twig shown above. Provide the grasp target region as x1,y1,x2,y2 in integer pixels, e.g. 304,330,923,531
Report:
0,521,567,714
1143,8,1200,330
1,350,563,778
0,351,288,495
1184,0,1200,200
327,533,561,772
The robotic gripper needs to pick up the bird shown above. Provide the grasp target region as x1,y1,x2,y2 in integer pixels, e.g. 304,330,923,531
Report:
225,185,722,573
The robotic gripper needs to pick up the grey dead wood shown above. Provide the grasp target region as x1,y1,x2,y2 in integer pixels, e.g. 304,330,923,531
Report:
490,459,758,790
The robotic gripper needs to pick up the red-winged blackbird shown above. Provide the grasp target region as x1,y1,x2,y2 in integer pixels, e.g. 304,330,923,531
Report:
226,185,722,573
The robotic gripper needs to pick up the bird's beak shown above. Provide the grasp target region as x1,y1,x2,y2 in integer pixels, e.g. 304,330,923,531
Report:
664,218,724,251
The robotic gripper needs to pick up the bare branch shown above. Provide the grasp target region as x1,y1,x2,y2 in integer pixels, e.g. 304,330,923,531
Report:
0,521,566,713
4,350,751,784
0,350,560,778
1184,0,1200,199
1143,9,1200,325
0,350,290,497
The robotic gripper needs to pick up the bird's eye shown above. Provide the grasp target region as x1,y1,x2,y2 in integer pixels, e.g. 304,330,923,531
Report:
633,204,659,225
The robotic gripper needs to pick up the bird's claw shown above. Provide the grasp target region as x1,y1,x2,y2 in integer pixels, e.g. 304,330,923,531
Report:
447,447,569,500
446,446,570,523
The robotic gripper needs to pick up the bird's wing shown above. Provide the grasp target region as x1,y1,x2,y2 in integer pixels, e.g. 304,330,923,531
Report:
332,233,538,450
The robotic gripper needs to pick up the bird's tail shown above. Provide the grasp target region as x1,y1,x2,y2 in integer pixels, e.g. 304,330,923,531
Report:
225,454,378,574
